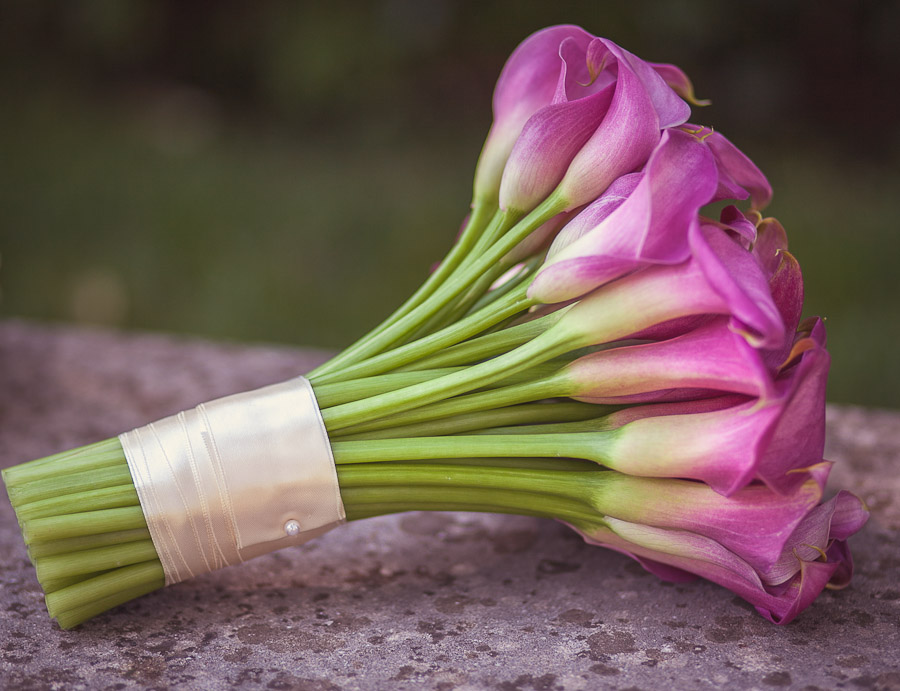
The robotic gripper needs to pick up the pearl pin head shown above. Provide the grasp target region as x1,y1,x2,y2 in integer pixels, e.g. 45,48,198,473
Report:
284,519,301,537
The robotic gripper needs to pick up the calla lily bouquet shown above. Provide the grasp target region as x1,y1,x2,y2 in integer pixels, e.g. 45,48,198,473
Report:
3,25,867,629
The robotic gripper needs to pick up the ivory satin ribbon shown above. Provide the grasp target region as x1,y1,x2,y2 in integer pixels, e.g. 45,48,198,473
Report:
119,377,345,586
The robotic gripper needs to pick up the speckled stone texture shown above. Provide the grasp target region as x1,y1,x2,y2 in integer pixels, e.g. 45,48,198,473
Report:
2,320,898,691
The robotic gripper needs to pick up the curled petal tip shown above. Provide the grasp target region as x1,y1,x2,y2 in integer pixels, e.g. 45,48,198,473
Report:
650,61,711,106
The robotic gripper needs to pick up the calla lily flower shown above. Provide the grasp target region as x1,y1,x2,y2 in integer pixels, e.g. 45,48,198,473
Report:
753,316,830,486
582,463,832,578
552,39,690,211
473,25,597,206
544,173,642,252
497,77,615,214
565,316,775,405
529,128,718,303
689,222,784,348
554,223,784,352
529,125,774,306
630,215,797,347
569,488,867,624
499,37,690,214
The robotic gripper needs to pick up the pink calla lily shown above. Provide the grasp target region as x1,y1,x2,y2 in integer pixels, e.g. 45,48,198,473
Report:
473,25,597,205
497,81,615,214
555,223,784,352
550,43,668,211
581,464,832,576
542,173,642,253
564,316,776,405
500,36,691,214
689,222,784,349
570,484,867,624
530,128,718,303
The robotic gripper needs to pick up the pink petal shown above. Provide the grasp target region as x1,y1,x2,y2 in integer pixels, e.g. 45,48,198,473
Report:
498,85,615,213
754,325,829,493
690,223,785,349
705,128,773,210
650,62,710,106
752,217,790,276
545,173,642,257
530,128,718,303
557,47,664,209
474,25,596,203
761,490,869,586
761,251,805,371
572,515,855,625
566,316,775,404
589,468,828,573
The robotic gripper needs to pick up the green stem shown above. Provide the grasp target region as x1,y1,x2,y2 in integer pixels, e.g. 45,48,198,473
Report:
321,322,575,432
340,486,597,525
468,418,612,435
398,311,563,371
320,359,564,419
35,540,159,581
40,570,112,595
8,464,134,507
311,283,535,385
313,368,462,408
1,438,123,485
45,561,165,620
15,484,139,521
462,256,542,318
337,462,599,504
333,402,603,441
327,369,571,437
407,255,518,340
331,431,611,466
23,506,148,544
341,456,599,472
403,198,523,344
27,528,152,559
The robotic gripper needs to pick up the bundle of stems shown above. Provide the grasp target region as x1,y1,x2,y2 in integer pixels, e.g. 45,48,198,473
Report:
2,202,622,629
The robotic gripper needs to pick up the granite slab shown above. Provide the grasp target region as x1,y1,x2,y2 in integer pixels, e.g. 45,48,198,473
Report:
1,320,898,690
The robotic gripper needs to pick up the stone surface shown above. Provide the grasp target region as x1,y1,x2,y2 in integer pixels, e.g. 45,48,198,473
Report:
1,319,898,690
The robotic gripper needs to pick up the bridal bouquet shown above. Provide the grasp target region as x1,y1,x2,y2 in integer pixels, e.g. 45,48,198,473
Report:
3,25,867,629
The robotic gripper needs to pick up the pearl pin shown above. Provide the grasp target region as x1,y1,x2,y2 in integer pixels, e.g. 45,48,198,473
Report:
284,519,301,536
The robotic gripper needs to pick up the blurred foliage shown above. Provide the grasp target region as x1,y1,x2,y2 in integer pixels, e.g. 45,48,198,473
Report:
1,0,898,408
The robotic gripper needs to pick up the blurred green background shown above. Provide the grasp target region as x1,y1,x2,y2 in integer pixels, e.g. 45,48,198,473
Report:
1,1,898,408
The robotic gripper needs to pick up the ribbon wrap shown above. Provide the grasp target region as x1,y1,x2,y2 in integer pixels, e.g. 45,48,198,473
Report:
119,377,345,586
